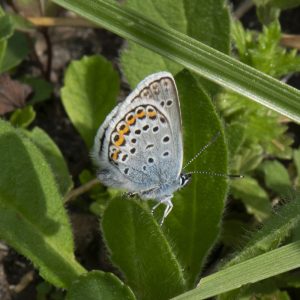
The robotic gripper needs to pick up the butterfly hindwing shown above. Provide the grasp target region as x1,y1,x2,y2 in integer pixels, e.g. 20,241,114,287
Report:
93,72,183,193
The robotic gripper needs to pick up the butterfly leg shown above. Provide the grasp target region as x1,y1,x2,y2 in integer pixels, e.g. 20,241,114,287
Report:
160,196,173,226
151,201,162,214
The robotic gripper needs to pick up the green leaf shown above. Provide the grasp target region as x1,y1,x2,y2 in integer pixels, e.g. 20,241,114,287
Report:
231,176,272,221
22,77,53,104
52,0,300,123
172,241,300,300
7,12,35,32
221,219,249,248
225,122,246,158
254,0,300,10
24,127,73,196
293,149,300,188
61,55,119,148
158,70,228,288
261,160,291,196
0,120,85,288
66,270,136,300
222,196,300,270
0,15,14,42
121,0,230,91
0,31,30,73
102,198,186,300
9,105,36,128
0,40,7,69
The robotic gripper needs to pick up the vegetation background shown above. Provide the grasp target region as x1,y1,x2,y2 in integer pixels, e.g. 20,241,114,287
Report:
0,0,300,299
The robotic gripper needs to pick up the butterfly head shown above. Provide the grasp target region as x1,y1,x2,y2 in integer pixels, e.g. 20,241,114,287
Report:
179,172,192,188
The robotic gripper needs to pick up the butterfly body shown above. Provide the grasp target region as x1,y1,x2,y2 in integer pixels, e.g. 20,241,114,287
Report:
93,72,190,223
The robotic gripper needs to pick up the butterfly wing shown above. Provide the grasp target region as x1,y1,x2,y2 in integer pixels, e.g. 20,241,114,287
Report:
93,72,183,194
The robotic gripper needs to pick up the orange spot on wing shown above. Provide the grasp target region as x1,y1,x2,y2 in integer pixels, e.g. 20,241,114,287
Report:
114,135,125,147
118,124,130,135
111,149,120,161
126,116,136,125
147,111,157,118
136,111,146,119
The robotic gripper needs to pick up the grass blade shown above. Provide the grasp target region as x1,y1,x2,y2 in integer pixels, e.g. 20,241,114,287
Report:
172,241,300,299
52,0,300,122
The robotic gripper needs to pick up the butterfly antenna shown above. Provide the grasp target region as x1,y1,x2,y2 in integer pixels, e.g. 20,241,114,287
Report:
183,131,221,170
188,170,243,179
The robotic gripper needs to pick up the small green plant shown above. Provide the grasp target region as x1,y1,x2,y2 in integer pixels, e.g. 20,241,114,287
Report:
0,0,300,299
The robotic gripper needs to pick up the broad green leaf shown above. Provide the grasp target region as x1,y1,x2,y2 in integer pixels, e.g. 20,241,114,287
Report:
24,127,73,196
162,70,228,288
66,271,136,300
61,55,119,148
231,176,271,221
261,160,291,196
22,77,53,104
0,15,14,42
102,198,186,300
52,0,300,123
172,241,300,300
0,120,85,288
9,105,36,128
121,0,230,90
0,31,30,73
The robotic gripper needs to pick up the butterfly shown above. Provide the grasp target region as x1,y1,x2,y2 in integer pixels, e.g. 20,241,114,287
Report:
93,72,191,224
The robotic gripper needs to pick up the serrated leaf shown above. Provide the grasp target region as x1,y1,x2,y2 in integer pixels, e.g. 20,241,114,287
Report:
0,31,30,73
121,0,230,89
66,270,136,300
9,105,36,128
261,160,291,196
61,55,119,148
231,176,271,221
24,127,73,196
0,120,85,288
162,70,228,288
102,198,186,300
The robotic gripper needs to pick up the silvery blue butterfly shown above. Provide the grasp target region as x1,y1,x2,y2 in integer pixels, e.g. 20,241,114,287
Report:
93,72,191,224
